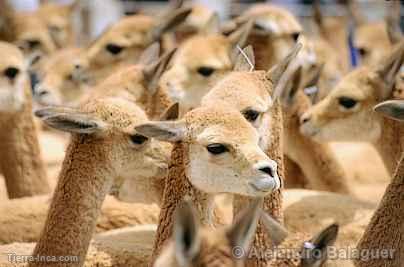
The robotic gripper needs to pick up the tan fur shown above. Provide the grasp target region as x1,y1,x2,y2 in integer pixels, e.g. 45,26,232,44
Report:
34,48,91,106
145,106,280,264
30,96,168,267
283,90,351,194
354,22,392,66
0,195,159,244
300,66,404,175
160,34,235,115
13,11,56,56
0,42,49,198
36,1,77,48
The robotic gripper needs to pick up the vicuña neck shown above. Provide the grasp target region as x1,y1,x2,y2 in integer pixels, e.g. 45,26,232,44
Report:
375,116,404,175
0,90,49,198
356,153,404,267
30,136,114,267
151,142,217,264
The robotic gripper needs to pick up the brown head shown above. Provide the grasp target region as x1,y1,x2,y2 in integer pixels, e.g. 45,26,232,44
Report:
300,41,404,143
13,11,56,57
0,42,29,114
136,105,280,197
35,96,169,186
85,7,191,69
201,44,302,149
161,21,253,114
36,1,78,48
348,0,394,66
261,212,339,267
33,48,91,106
154,199,261,267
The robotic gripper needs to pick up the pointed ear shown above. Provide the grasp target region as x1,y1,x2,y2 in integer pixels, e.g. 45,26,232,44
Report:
385,0,402,44
347,0,366,26
151,7,192,42
226,198,262,253
67,0,80,13
160,102,179,121
228,19,254,51
267,43,302,101
260,211,289,247
143,48,176,95
374,100,404,121
138,43,160,66
301,223,339,267
281,66,303,107
313,0,323,28
174,200,201,267
135,120,186,142
201,13,220,34
34,107,107,134
375,41,404,99
233,45,255,71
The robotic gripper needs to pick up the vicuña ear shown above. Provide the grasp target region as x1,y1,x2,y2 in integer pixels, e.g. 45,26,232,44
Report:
301,223,339,267
174,200,201,267
135,120,186,142
226,198,262,253
267,42,302,101
150,7,192,42
374,100,404,121
233,45,255,71
143,48,176,95
34,107,107,134
67,0,80,13
260,211,289,247
385,0,402,44
201,12,220,34
347,0,366,26
228,19,254,51
375,41,404,99
138,42,160,66
160,102,179,121
280,65,303,107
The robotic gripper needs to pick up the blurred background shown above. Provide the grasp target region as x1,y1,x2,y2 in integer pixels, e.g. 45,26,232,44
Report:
9,0,404,39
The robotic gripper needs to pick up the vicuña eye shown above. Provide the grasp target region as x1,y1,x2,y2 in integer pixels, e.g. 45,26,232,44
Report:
243,109,260,122
357,48,367,57
291,32,300,42
26,39,41,49
206,143,229,155
105,43,125,55
130,134,148,145
4,67,20,80
338,97,357,109
197,67,215,77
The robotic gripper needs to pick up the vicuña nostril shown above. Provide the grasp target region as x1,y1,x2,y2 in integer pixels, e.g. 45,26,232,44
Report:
259,167,274,177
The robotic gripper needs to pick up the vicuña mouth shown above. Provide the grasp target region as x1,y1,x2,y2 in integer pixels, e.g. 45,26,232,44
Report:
249,178,277,193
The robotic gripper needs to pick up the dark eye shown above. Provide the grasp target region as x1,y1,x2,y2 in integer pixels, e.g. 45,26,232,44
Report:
130,134,148,145
242,109,260,122
49,25,61,33
338,97,357,109
105,43,124,55
206,143,229,155
4,67,20,80
26,39,41,49
197,67,215,77
66,74,74,81
291,32,300,42
357,48,367,57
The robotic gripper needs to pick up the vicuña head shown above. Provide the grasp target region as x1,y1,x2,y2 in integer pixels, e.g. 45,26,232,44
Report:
161,20,253,114
0,42,28,113
154,198,261,267
136,104,280,197
33,48,91,106
300,41,404,143
35,96,169,184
